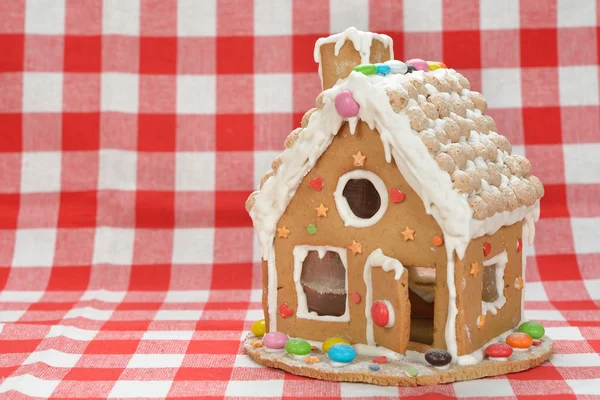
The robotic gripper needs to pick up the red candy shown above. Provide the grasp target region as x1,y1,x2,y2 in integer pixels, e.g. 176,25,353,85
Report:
483,242,492,257
351,293,361,304
310,177,323,191
371,300,391,328
517,238,523,253
532,339,542,346
372,356,387,363
279,303,293,318
390,188,405,203
485,343,513,360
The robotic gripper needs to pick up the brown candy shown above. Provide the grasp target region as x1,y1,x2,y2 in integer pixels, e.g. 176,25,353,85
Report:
504,156,522,176
489,134,512,154
461,96,475,111
483,115,497,132
472,115,490,134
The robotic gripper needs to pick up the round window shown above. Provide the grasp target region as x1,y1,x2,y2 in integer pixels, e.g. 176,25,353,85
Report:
334,170,388,228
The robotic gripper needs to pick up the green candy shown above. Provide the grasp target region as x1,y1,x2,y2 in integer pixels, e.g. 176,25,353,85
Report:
307,224,317,235
285,338,312,356
518,321,545,339
353,64,377,75
405,367,418,377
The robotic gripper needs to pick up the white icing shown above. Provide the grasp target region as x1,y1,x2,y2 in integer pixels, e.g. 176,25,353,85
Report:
288,353,308,360
435,364,450,370
305,339,406,361
489,357,509,362
470,202,540,241
334,170,389,228
481,251,508,316
520,224,528,322
267,251,278,332
292,246,350,322
382,300,395,328
331,361,350,367
363,249,406,346
313,27,393,88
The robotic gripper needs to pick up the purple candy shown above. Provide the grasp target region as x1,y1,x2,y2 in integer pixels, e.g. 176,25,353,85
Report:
406,58,429,72
263,331,288,350
335,91,360,118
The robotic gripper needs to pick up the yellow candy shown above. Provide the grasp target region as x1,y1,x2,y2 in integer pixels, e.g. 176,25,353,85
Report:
322,337,351,352
251,319,266,337
427,61,447,71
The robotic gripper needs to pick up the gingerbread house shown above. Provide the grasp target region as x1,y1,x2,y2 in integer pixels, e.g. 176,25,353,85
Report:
245,27,544,366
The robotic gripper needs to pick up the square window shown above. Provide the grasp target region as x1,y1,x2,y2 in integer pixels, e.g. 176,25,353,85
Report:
215,114,254,151
25,0,65,34
214,191,253,227
135,191,174,228
0,114,22,152
132,229,173,265
293,246,349,320
101,36,139,73
22,113,61,151
216,37,254,74
558,28,597,66
137,152,175,190
254,74,292,113
54,228,95,265
174,192,214,228
254,0,291,35
0,72,22,113
443,31,480,69
559,66,599,106
0,153,21,193
254,36,292,74
64,36,101,72
100,113,137,150
557,0,596,27
22,72,63,112
137,114,176,151
62,113,100,150
172,228,215,264
564,143,600,184
523,107,562,145
216,0,253,36
20,152,61,193
481,30,520,68
61,151,99,191
292,34,322,73
140,37,177,74
140,0,176,36
176,115,215,151
129,264,170,291
177,37,215,74
12,229,57,267
58,191,97,228
139,75,176,114
98,149,137,190
101,72,139,113
177,0,215,36
330,0,369,33
520,29,558,67
481,68,522,108
102,0,139,35
65,0,102,34
216,74,253,114
92,227,134,264
481,251,508,315
480,0,519,29
0,34,24,72
63,73,101,112
0,194,19,229
521,68,559,107
403,0,441,32
176,75,216,114
18,192,59,228
24,35,63,72
216,152,254,191
175,152,215,191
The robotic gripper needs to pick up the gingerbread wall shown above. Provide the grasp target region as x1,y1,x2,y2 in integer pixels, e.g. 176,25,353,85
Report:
267,121,449,352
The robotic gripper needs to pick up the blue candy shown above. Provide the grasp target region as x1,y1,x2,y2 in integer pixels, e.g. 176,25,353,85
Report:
369,364,380,371
375,63,391,76
327,343,357,365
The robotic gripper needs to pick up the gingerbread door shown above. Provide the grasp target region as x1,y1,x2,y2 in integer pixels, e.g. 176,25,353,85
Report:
364,251,411,355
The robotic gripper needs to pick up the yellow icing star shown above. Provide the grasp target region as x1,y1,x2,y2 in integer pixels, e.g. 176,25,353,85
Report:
277,226,290,238
470,261,479,276
401,226,415,241
352,151,366,167
347,240,362,255
315,204,329,217
515,276,524,290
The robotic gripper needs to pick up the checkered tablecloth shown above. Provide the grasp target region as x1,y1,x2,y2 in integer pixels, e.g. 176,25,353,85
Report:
0,0,599,398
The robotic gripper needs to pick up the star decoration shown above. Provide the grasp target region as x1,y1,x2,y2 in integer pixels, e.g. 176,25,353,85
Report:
470,261,479,276
347,240,362,255
352,151,366,167
315,204,329,217
277,226,290,238
515,276,524,290
477,315,485,329
401,226,415,241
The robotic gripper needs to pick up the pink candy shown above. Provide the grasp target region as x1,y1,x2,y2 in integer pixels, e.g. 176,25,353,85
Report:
263,331,288,350
406,58,429,72
335,91,360,118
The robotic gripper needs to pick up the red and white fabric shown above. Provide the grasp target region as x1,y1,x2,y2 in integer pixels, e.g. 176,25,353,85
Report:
0,0,599,398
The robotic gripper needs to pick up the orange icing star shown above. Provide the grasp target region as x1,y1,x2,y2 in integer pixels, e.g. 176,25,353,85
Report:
352,151,366,167
305,356,320,364
251,341,263,348
315,204,329,217
277,226,290,238
401,226,415,241
347,240,362,255
470,261,479,276
477,315,485,329
515,276,524,290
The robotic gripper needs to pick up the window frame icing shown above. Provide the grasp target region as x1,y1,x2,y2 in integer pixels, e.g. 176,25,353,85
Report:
481,250,508,316
334,170,389,228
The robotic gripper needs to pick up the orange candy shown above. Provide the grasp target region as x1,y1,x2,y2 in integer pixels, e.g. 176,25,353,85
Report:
432,236,444,246
506,332,533,349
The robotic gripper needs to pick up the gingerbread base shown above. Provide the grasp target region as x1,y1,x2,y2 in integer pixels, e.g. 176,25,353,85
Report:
244,336,553,386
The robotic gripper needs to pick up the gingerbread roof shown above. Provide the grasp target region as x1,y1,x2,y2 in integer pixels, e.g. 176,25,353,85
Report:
247,37,542,261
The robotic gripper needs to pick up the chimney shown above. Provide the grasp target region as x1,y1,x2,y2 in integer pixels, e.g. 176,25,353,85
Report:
314,27,394,90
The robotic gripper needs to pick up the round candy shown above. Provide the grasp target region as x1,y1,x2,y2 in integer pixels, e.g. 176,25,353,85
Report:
485,343,513,361
322,337,351,353
518,321,545,339
369,364,380,371
406,58,429,72
385,60,408,75
353,64,377,75
424,349,452,369
307,224,317,235
285,338,312,359
251,319,266,337
405,367,418,377
350,293,361,304
327,343,356,366
427,61,447,71
406,64,417,74
375,63,391,76
334,91,360,118
506,332,533,351
371,300,394,328
263,331,288,351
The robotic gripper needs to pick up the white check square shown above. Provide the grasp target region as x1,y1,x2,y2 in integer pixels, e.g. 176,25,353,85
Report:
254,74,293,113
480,0,519,29
453,379,514,397
24,349,81,368
403,0,441,32
559,66,599,106
12,229,57,267
175,152,216,191
571,218,600,254
109,381,172,399
92,227,135,265
101,73,139,113
127,354,185,368
20,152,61,193
98,150,137,190
330,0,369,33
253,151,281,188
482,68,522,108
102,0,140,35
225,380,284,397
563,144,600,184
25,0,65,34
177,75,216,114
254,0,292,35
557,0,596,27
177,0,215,36
23,73,63,112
